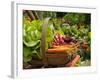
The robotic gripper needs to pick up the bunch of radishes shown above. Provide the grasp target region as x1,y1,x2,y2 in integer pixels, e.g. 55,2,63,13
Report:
51,33,76,46
51,33,65,46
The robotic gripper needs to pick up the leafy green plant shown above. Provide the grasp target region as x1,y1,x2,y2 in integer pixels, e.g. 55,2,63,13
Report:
23,19,43,63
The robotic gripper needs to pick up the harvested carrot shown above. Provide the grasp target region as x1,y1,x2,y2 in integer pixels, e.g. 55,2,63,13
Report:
66,55,80,67
71,55,80,67
47,47,69,53
47,44,75,53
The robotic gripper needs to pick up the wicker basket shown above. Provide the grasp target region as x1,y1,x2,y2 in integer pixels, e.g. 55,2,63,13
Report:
41,18,79,67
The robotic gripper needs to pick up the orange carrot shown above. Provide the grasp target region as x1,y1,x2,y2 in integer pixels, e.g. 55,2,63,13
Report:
66,55,80,67
47,48,68,53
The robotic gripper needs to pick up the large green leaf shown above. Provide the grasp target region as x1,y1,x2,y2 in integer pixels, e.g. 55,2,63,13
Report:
23,40,40,47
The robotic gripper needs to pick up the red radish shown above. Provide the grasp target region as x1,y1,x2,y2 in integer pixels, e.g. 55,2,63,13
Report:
61,37,65,44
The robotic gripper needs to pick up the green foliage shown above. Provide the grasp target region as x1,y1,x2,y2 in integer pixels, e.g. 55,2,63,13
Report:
52,19,64,35
63,13,86,25
62,25,90,43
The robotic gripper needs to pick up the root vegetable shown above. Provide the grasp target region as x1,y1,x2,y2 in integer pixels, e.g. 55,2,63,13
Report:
47,47,70,53
66,55,80,67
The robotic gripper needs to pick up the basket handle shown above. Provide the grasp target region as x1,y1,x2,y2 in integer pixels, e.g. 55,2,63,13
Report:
41,18,50,67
